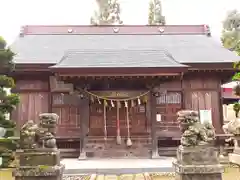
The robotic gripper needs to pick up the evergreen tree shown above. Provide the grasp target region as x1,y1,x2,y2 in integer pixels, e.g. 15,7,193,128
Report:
148,0,165,25
0,36,20,168
222,9,240,55
91,0,123,25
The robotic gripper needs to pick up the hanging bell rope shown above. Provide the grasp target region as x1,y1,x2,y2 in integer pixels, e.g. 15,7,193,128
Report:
103,100,107,141
125,102,132,147
116,100,121,145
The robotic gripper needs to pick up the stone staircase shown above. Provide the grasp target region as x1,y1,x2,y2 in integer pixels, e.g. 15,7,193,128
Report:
85,136,152,158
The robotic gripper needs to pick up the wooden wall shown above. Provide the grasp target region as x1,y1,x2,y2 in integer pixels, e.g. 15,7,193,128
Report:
12,76,82,137
183,73,222,133
154,73,223,135
12,72,223,137
11,79,49,134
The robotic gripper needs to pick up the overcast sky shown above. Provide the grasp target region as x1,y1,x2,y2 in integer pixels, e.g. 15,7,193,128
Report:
0,0,239,43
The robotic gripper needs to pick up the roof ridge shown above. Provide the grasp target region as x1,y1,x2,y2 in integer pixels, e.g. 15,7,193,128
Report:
66,48,225,51
19,25,209,36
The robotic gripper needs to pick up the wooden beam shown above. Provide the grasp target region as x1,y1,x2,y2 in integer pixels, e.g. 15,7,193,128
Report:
58,73,181,77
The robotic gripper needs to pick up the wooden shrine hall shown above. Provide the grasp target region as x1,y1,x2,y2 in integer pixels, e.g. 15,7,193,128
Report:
10,25,239,159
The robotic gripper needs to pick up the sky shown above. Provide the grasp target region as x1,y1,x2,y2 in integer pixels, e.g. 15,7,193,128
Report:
0,0,240,43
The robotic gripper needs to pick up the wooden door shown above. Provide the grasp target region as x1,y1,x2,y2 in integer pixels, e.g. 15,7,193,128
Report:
106,106,127,137
106,105,148,137
130,105,148,135
89,102,104,136
89,102,148,137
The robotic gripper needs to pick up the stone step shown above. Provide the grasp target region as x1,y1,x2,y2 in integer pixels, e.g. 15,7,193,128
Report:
63,174,150,180
87,136,151,140
85,136,152,158
86,137,152,145
85,145,150,158
85,143,151,151
92,149,150,158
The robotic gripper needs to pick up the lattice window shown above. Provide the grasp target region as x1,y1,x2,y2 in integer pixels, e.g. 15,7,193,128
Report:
156,92,181,105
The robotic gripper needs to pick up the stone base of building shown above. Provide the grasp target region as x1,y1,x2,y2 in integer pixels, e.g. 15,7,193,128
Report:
173,145,223,180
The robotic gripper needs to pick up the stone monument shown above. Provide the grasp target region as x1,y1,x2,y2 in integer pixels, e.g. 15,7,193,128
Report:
223,117,240,165
14,113,65,180
173,110,223,180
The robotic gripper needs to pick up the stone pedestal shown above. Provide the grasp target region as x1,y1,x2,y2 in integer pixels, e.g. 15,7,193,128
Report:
229,137,240,166
173,145,223,180
13,148,64,180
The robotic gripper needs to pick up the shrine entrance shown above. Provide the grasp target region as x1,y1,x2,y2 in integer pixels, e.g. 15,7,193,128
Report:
85,90,151,158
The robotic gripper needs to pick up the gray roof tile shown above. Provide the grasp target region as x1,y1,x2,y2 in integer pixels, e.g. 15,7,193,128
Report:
52,49,187,68
10,34,240,66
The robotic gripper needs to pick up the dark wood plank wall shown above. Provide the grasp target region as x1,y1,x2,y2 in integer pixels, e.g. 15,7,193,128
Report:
183,73,222,133
12,76,82,137
11,80,49,135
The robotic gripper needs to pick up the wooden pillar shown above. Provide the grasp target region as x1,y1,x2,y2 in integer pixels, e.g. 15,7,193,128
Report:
150,90,159,158
218,80,224,130
78,91,89,160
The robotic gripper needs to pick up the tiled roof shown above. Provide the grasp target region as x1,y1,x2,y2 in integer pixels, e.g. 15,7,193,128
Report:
52,49,187,68
10,25,240,67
